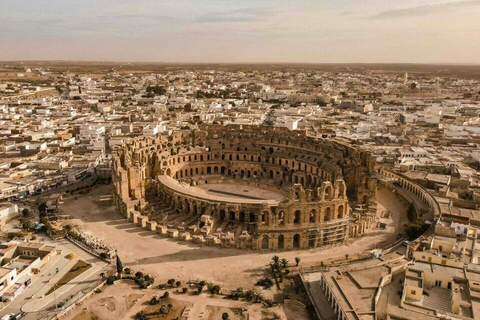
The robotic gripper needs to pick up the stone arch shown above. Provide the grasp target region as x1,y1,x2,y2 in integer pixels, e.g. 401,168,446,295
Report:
325,185,333,200
294,210,301,224
278,235,285,249
338,205,344,219
261,235,269,249
278,211,285,225
310,209,316,223
293,234,301,249
325,207,332,222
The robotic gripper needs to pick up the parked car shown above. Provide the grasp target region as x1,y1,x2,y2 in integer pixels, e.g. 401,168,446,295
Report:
1,314,13,320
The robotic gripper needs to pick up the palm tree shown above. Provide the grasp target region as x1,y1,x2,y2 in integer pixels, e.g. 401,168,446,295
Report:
280,258,289,268
63,224,73,235
295,257,301,266
271,255,280,267
345,253,349,260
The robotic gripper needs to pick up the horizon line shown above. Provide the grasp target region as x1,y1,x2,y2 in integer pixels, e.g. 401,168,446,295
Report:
1,60,480,67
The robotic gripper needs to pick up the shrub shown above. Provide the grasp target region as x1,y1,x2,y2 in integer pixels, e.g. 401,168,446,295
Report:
135,271,144,278
256,277,274,288
167,278,175,286
162,291,170,299
106,275,117,285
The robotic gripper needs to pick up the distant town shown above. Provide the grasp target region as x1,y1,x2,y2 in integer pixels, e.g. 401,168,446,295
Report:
0,62,480,320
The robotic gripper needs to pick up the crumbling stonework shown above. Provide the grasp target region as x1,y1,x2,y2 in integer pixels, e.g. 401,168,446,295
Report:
112,125,377,250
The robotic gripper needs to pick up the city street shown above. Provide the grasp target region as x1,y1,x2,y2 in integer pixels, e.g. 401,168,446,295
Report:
1,237,110,320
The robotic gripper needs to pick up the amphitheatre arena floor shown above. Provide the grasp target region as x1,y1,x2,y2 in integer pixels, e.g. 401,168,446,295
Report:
160,175,287,204
194,183,287,202
62,184,407,290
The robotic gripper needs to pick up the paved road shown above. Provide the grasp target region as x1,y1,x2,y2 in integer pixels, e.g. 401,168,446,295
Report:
1,237,111,320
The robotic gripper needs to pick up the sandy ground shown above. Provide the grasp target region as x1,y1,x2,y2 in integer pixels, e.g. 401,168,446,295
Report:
62,184,406,291
63,281,286,320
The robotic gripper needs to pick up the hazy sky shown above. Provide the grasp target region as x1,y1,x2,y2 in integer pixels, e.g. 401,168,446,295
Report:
1,0,480,64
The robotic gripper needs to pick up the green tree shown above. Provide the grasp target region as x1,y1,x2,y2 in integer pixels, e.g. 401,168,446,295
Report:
295,257,301,266
116,255,124,275
22,220,31,231
271,255,280,267
22,208,29,217
280,258,289,268
39,203,47,213
222,313,230,320
63,224,73,235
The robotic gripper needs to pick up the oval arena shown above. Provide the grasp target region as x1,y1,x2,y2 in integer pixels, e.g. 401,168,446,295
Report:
112,125,378,250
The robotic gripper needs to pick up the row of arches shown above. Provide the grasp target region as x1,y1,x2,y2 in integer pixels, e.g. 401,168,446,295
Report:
261,234,299,249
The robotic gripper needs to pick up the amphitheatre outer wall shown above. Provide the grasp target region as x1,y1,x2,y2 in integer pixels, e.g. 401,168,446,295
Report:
112,125,378,250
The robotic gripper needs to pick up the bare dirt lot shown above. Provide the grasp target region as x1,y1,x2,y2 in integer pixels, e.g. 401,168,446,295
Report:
62,184,406,292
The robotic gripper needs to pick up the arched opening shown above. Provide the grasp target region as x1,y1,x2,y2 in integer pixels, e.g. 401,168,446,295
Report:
338,205,344,219
325,207,331,222
261,236,269,249
278,235,285,249
278,211,285,225
207,167,212,174
220,210,226,221
363,195,369,205
310,209,316,223
325,186,333,200
249,212,256,223
221,166,226,174
214,166,218,174
229,211,235,220
239,212,245,223
293,234,301,249
309,233,316,248
294,210,301,224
